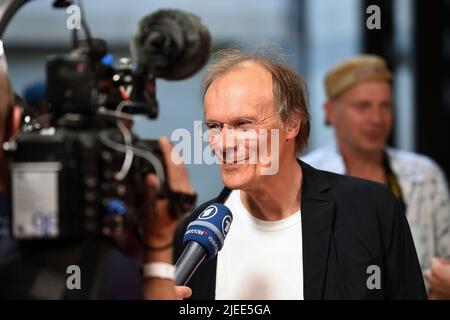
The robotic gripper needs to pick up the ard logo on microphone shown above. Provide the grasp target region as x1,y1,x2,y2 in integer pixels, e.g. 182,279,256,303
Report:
222,215,232,237
198,205,218,220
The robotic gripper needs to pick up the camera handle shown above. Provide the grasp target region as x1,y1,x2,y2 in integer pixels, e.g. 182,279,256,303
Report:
0,0,29,38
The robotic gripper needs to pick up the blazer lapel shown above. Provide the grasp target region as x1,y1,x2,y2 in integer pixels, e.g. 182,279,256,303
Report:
194,187,231,300
299,160,335,300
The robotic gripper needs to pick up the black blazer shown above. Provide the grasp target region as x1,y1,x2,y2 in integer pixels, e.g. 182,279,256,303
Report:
174,160,427,300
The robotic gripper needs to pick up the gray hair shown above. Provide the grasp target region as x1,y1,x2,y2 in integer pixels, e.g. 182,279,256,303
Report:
201,48,310,154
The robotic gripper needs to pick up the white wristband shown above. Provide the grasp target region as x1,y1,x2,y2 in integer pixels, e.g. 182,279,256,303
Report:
143,262,176,281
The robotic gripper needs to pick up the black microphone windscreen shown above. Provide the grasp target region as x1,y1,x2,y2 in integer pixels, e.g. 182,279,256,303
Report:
131,9,212,80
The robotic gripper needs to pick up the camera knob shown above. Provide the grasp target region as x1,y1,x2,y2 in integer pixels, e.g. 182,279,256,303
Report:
106,199,127,216
119,57,132,69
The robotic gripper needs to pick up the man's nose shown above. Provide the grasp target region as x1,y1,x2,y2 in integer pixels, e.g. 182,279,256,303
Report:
369,105,385,125
210,127,237,154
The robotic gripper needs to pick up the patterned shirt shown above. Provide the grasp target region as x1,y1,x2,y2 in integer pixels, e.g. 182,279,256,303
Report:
301,146,450,271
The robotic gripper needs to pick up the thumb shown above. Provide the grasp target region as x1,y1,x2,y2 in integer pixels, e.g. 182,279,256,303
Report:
434,257,450,265
146,173,160,191
175,286,192,300
159,136,184,167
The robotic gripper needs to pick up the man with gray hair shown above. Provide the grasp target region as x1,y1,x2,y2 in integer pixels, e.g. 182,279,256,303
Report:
174,48,426,299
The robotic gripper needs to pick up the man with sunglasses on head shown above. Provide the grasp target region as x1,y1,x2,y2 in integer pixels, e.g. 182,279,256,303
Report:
173,48,426,300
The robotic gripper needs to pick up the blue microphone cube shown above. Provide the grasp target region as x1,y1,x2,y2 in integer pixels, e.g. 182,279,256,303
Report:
183,203,233,259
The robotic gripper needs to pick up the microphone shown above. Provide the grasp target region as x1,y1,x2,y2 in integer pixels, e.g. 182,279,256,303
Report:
131,9,212,80
175,203,233,286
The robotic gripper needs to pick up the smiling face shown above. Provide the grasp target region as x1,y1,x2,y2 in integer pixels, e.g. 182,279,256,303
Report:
204,61,295,191
326,80,393,155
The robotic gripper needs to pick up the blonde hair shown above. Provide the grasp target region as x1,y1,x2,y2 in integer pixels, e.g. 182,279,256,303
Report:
202,48,310,154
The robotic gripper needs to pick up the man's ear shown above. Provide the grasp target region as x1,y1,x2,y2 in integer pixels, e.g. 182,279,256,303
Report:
324,100,335,126
285,111,302,141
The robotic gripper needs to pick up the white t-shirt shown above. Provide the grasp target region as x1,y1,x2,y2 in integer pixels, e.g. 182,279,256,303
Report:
215,189,303,300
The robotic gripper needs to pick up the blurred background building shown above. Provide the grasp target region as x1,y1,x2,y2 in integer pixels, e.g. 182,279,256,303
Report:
2,0,449,203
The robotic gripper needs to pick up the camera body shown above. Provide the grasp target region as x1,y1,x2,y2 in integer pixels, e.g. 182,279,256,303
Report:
7,39,166,240
3,6,211,241
8,125,162,240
